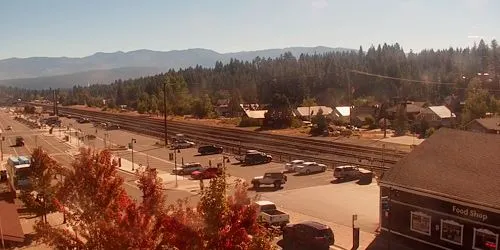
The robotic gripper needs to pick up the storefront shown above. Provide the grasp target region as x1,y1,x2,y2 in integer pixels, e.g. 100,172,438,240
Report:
379,129,500,250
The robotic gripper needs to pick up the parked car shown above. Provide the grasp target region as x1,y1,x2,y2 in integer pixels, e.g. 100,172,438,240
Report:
333,165,360,180
251,171,287,189
295,162,327,175
236,150,272,165
191,167,222,180
106,124,121,130
254,201,290,228
172,162,203,175
15,136,24,147
77,118,90,123
283,221,335,250
198,145,223,155
284,159,305,172
172,140,196,149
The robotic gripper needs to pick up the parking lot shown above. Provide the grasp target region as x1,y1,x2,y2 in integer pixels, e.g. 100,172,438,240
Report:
1,112,381,249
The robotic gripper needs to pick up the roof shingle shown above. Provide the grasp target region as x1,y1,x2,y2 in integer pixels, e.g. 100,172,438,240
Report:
381,128,500,209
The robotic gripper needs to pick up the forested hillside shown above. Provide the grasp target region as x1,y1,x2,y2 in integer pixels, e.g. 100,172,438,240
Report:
3,40,500,121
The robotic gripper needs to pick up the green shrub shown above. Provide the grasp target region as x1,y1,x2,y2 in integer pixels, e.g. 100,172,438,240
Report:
291,117,303,128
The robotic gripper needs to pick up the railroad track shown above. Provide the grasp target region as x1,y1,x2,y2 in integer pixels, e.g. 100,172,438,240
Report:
34,104,408,171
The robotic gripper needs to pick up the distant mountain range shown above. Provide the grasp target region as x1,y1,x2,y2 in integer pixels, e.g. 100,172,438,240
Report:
0,46,351,89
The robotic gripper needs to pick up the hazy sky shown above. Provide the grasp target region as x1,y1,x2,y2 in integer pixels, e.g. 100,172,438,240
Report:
1,0,498,59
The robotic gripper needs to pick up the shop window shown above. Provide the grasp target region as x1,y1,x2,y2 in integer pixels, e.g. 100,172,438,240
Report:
440,220,463,245
473,228,498,250
410,211,431,236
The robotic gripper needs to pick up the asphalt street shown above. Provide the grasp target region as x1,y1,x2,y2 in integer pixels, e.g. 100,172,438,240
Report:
57,116,380,232
2,112,380,248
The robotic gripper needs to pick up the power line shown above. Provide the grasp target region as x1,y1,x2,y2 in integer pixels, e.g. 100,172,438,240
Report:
349,70,457,85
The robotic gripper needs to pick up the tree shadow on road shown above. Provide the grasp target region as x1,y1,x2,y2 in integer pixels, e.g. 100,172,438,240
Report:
247,186,283,193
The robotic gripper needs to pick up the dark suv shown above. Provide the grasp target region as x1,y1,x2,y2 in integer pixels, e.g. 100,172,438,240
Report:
283,221,335,250
198,145,223,155
239,152,272,165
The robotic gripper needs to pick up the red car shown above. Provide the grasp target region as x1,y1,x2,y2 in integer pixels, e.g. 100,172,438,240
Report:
191,167,222,180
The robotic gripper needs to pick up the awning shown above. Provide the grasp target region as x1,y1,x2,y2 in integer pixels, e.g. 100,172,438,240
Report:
0,201,25,242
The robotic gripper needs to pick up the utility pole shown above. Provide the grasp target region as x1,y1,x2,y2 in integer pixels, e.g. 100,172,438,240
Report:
0,134,3,161
347,71,352,125
163,80,168,146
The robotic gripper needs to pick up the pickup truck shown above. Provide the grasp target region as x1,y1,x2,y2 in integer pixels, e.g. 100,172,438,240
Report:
251,171,287,189
255,200,290,229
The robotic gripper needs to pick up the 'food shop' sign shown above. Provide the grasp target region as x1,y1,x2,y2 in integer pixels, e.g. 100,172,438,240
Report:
452,205,488,222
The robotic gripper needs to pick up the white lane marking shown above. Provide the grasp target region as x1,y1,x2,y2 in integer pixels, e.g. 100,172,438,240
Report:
123,180,139,190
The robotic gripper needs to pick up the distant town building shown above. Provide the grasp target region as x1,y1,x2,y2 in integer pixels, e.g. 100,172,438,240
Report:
214,99,230,117
417,105,456,128
333,106,351,122
467,117,500,134
386,101,425,120
294,106,333,120
380,129,500,250
242,110,267,120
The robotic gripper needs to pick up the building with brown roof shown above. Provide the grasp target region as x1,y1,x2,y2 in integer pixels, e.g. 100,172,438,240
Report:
467,117,500,134
380,128,500,250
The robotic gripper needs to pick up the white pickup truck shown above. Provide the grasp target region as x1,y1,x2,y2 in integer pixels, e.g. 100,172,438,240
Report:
255,200,290,229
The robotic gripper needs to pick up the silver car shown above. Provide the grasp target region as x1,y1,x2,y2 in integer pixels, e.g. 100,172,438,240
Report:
295,162,327,175
284,160,305,172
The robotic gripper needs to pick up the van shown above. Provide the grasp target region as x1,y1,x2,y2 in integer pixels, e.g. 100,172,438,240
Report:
333,165,359,180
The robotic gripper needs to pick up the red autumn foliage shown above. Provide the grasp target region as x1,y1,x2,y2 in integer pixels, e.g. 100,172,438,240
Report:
35,148,275,250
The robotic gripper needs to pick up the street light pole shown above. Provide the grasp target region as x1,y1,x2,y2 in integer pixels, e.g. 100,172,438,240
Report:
174,149,179,187
131,138,137,171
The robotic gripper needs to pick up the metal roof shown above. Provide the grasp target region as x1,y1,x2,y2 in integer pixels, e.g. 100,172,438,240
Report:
244,110,267,119
428,106,455,119
335,106,351,117
295,106,333,116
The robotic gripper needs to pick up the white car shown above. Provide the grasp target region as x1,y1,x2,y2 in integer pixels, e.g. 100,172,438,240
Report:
284,160,305,172
295,162,327,175
172,140,196,149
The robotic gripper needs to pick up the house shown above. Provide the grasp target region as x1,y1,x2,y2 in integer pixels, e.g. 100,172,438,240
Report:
380,129,500,250
351,106,377,128
243,110,267,120
333,106,351,123
214,99,230,117
386,102,425,120
417,106,456,128
294,106,333,120
467,117,500,134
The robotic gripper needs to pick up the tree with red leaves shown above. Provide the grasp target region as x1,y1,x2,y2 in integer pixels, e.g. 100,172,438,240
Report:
34,148,275,249
34,149,128,248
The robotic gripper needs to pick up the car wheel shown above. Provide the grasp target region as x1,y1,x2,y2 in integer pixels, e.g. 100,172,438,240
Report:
274,182,281,188
253,183,260,189
322,167,326,172
178,170,184,175
305,169,311,175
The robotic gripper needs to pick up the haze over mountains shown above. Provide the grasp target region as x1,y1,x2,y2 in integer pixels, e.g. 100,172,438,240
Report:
0,46,351,89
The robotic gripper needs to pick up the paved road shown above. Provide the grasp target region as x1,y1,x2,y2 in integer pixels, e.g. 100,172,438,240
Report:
0,112,199,206
59,117,380,230
2,112,381,248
